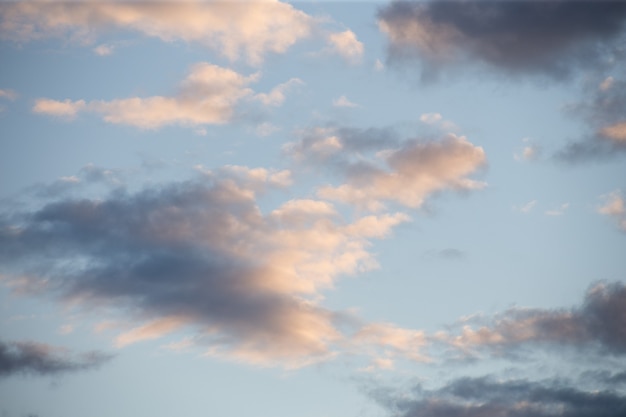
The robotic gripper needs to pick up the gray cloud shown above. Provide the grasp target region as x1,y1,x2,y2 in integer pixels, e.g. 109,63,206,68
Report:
556,76,626,162
0,339,113,378
0,171,411,367
378,1,626,81
371,375,626,417
446,281,626,356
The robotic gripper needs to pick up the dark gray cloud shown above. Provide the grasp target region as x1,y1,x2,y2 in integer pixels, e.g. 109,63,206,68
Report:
0,339,112,378
378,0,626,80
371,375,626,417
0,174,393,366
446,281,626,356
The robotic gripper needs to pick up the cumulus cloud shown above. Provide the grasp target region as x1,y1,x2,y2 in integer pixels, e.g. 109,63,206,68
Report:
332,95,359,108
0,170,410,368
326,30,364,64
370,375,626,417
0,0,314,65
33,63,299,129
444,281,626,357
598,190,626,232
0,339,113,378
318,134,486,211
545,202,569,216
378,0,626,80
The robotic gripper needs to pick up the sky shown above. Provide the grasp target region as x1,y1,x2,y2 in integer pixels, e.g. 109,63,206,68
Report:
0,0,625,416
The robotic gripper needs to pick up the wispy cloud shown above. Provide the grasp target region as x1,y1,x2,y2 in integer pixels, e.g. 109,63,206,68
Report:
598,190,626,232
545,203,569,216
33,63,300,130
0,339,113,378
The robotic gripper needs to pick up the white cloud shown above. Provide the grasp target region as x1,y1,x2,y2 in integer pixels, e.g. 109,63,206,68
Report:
598,191,626,232
33,63,299,130
93,44,114,56
517,200,537,213
318,134,487,211
327,30,364,64
419,112,443,124
33,98,86,119
545,203,569,216
254,78,303,107
374,59,385,71
0,1,314,65
0,89,17,100
332,95,358,108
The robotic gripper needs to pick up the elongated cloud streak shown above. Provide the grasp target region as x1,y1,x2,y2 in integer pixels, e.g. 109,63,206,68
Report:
0,339,113,378
33,63,299,129
0,0,314,65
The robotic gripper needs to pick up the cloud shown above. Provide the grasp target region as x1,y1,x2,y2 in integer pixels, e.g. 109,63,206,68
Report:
254,78,303,107
0,339,113,378
33,98,86,119
545,203,569,216
332,95,359,108
0,0,314,65
419,112,442,124
444,281,626,357
0,170,410,368
598,190,626,232
0,88,17,101
33,63,299,130
93,44,114,56
370,375,626,417
378,1,626,81
317,134,487,211
515,200,537,214
326,30,364,64
556,76,626,162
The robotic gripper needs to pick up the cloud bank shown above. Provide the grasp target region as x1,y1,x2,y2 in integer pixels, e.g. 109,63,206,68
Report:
378,0,626,80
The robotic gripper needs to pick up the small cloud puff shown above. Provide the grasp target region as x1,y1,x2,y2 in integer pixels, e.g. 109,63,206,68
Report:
332,95,359,108
327,30,364,64
598,191,626,232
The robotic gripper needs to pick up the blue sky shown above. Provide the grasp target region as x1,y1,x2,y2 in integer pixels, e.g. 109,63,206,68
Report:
1,1,625,416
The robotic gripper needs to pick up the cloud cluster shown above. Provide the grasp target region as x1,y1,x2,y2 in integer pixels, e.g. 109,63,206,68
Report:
371,375,626,417
0,339,113,378
33,63,300,129
445,281,626,357
0,170,411,368
378,0,626,80
0,0,314,65
317,134,487,211
285,126,486,211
